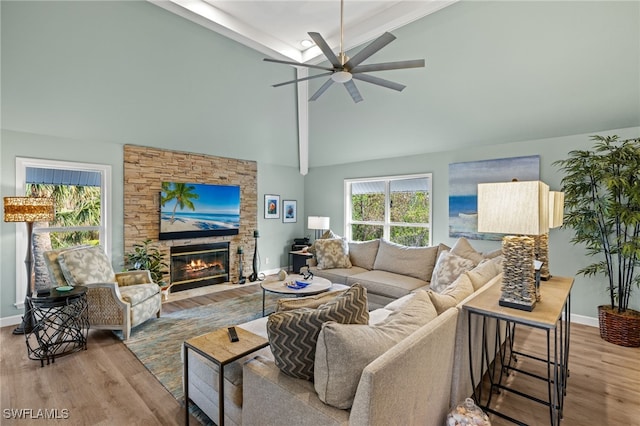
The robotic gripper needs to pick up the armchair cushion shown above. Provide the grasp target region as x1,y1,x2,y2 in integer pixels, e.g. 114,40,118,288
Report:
43,245,91,287
58,245,116,285
120,283,160,305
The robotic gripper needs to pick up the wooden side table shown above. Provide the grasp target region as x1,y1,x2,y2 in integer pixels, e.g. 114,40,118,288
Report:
289,250,313,274
183,327,269,426
463,275,573,425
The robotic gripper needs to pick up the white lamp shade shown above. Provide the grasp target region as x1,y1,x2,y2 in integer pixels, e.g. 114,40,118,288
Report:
477,181,550,235
307,216,330,230
549,191,565,228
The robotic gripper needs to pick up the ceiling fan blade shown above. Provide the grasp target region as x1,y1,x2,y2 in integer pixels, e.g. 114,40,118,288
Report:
272,72,333,88
263,58,334,72
351,59,425,74
308,32,342,68
343,32,396,70
344,80,363,103
352,74,406,92
309,78,335,101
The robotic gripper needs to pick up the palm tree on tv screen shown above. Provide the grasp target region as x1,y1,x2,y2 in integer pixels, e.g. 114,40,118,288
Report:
161,182,199,224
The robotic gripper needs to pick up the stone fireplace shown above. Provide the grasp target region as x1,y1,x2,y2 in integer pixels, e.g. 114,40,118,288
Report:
170,242,230,292
123,145,257,286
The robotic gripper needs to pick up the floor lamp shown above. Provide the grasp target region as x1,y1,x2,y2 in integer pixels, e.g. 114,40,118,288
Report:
3,197,55,335
477,181,549,311
237,246,246,284
249,230,260,282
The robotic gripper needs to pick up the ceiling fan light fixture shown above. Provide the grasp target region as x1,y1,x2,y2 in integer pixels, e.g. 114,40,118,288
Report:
331,71,352,83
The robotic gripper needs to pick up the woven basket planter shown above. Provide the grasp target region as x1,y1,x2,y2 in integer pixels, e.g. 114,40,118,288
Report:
598,305,640,347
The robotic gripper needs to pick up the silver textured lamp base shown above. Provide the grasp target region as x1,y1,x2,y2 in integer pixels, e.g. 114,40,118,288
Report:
500,235,536,311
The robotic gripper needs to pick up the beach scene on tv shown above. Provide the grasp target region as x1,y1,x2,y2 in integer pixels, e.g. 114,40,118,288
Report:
160,182,240,234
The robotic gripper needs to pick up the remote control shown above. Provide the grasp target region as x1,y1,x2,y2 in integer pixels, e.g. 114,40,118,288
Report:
227,326,239,342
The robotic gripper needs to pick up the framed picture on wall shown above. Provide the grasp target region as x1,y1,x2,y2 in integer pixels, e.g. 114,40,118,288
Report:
282,200,297,223
264,194,280,219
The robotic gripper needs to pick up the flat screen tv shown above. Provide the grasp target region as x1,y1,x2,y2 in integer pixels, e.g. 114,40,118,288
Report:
159,181,241,240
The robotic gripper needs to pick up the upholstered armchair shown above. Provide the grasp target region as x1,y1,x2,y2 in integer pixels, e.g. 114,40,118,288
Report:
43,245,162,340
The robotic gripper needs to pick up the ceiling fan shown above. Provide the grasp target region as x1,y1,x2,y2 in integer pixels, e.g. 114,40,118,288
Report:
263,0,425,103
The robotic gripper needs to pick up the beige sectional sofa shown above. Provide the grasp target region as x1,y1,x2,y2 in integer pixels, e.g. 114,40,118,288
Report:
184,237,504,425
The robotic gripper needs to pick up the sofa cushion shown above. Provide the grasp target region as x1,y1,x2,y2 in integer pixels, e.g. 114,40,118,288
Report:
346,270,428,300
372,239,438,282
311,266,368,285
428,273,475,314
266,283,369,380
429,250,475,293
57,245,116,285
314,290,437,409
450,237,484,266
348,239,380,270
276,288,345,312
466,256,503,291
315,238,352,270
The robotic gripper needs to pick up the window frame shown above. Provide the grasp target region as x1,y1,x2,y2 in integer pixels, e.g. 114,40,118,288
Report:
344,173,432,246
14,157,111,308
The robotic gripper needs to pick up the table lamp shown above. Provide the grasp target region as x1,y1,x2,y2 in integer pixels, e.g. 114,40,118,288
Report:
308,216,330,240
537,191,564,281
3,197,55,334
477,181,549,311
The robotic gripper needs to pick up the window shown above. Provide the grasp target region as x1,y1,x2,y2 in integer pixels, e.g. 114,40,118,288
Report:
345,174,432,246
13,158,111,307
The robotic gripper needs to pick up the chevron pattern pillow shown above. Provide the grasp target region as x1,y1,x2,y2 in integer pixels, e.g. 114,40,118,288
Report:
267,283,369,380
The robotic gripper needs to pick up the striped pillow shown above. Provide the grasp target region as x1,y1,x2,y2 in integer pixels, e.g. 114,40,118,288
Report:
267,283,369,380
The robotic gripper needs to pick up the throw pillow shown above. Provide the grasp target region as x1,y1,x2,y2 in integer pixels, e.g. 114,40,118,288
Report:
348,239,380,270
57,245,116,286
372,239,438,282
276,289,345,312
307,229,338,255
450,237,485,266
429,250,475,293
466,256,503,291
43,245,92,287
428,273,475,314
314,290,437,409
315,238,352,270
267,283,369,380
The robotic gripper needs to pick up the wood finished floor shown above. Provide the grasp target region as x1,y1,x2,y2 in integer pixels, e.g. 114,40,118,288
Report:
1,285,639,425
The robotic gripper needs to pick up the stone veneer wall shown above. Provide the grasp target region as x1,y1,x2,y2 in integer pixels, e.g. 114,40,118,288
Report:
123,145,257,285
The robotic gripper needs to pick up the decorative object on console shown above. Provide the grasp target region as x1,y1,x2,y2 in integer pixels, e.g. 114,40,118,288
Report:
264,0,425,103
264,194,280,219
477,180,549,311
282,200,297,223
249,230,261,282
308,216,330,240
3,196,55,335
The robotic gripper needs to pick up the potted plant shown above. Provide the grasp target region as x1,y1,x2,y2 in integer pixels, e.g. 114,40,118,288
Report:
553,135,640,347
124,239,169,287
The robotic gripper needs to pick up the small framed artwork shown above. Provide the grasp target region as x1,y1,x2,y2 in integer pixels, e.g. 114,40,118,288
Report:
264,194,280,219
282,200,297,223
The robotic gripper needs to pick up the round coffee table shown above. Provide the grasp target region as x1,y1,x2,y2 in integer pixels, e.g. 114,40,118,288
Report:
261,274,332,316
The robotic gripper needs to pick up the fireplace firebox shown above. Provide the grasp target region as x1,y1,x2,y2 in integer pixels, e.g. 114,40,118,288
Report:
170,242,230,292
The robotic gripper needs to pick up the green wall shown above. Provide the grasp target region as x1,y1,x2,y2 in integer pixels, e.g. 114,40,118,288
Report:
304,126,640,321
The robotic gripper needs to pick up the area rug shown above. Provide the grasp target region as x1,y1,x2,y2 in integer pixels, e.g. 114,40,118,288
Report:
122,287,282,424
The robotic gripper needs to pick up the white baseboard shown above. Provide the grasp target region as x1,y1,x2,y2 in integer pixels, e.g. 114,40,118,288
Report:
569,313,598,328
1,314,23,328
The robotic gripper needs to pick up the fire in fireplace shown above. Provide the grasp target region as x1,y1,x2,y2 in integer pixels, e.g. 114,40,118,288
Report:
170,242,230,292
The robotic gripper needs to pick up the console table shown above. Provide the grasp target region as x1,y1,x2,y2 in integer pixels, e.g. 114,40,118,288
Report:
26,286,90,367
463,275,573,425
